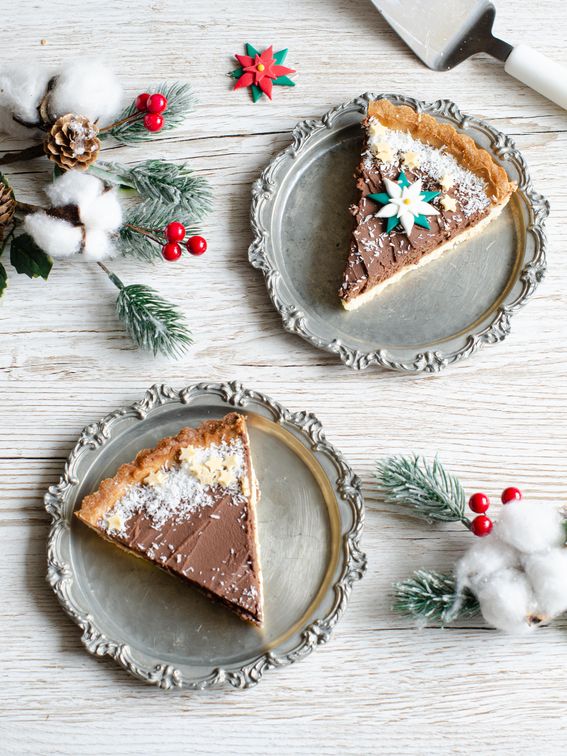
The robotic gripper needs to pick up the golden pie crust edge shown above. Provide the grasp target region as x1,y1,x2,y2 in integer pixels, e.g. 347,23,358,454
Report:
368,99,516,204
75,412,254,529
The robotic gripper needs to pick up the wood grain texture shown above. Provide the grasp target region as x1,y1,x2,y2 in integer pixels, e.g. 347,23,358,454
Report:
1,0,567,753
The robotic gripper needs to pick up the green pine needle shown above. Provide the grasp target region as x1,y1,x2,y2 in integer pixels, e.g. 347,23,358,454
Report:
116,283,192,357
91,160,213,221
104,82,195,144
376,455,469,525
394,570,479,623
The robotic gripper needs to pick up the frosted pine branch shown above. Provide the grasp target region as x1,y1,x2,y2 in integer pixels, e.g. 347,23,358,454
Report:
90,160,213,221
116,283,192,357
376,455,470,526
394,570,479,623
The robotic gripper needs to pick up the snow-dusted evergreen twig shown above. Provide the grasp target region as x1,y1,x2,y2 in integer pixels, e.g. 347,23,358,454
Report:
103,82,195,144
394,570,479,623
376,455,471,527
99,262,192,357
90,160,213,220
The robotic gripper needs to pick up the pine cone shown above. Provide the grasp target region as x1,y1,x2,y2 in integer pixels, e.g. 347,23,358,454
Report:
44,114,100,171
0,179,16,238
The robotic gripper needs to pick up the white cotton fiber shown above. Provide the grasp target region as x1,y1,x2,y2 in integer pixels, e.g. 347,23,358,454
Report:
0,63,53,137
82,229,117,261
49,59,123,125
81,188,122,232
45,170,103,209
456,536,518,591
475,568,536,634
523,549,567,618
24,212,82,259
495,500,564,554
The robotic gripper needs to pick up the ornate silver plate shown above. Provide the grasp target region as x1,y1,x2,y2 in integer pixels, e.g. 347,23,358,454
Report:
45,382,365,690
249,93,548,372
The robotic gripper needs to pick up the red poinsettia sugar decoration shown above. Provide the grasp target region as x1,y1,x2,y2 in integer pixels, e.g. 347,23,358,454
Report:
230,43,296,102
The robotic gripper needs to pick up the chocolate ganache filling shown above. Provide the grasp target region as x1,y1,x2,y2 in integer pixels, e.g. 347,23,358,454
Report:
340,129,491,303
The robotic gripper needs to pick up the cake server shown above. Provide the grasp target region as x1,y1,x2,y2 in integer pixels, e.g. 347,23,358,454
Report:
370,0,567,110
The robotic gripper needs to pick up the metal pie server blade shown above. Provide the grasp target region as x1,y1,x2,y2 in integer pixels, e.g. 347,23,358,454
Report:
370,0,567,109
370,0,510,70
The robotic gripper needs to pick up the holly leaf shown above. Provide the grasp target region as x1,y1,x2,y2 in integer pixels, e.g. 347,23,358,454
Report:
10,233,53,280
0,261,7,297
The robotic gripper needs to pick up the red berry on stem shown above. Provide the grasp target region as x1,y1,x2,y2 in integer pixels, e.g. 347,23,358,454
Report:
186,235,207,256
143,113,164,132
468,492,490,514
501,487,522,504
165,221,186,242
471,515,493,537
135,93,150,111
162,242,182,261
147,93,168,114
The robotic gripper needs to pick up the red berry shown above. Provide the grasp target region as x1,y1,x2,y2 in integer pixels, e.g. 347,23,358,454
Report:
501,487,522,504
165,221,186,242
468,492,490,514
471,515,493,537
162,242,182,261
186,235,207,256
147,93,168,114
135,93,150,111
143,113,164,132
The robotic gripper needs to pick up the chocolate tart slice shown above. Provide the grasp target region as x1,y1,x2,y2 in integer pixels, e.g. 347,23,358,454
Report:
75,413,264,626
339,99,517,310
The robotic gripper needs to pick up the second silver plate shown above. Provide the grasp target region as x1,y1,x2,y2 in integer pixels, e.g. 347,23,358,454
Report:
249,93,548,373
45,382,366,690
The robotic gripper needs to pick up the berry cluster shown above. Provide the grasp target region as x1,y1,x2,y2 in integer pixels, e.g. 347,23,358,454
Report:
468,486,523,536
163,221,207,261
135,92,169,132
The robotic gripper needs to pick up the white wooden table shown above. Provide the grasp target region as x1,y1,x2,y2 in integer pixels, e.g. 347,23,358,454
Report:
1,1,567,753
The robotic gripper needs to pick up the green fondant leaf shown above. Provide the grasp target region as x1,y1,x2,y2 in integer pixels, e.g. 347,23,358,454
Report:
246,42,260,57
414,215,431,230
229,67,243,79
0,260,7,297
421,190,440,202
398,171,411,188
251,84,262,103
386,216,399,233
10,233,53,280
273,75,295,87
273,48,288,64
367,192,391,206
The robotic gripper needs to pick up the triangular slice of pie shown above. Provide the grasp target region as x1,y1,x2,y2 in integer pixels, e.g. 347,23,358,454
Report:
75,413,264,626
339,99,517,310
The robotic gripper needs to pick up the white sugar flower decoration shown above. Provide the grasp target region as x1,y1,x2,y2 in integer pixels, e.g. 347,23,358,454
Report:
368,170,440,236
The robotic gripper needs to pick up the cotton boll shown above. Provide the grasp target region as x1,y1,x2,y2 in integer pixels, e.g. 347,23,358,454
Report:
80,188,122,232
49,59,123,125
456,535,518,592
524,549,567,618
83,229,117,261
24,212,82,259
495,500,564,554
475,568,537,634
45,170,103,209
0,63,53,137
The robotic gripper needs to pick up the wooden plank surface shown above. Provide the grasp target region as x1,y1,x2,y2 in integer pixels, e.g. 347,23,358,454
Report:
1,0,567,753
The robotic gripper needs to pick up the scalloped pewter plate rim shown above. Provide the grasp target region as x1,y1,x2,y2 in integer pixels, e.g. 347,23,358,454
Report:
44,381,366,691
248,92,548,373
